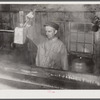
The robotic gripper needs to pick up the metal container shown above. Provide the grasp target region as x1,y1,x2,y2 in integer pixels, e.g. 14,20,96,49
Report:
71,57,89,73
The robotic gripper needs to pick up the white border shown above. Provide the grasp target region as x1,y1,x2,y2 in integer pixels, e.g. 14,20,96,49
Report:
0,1,100,98
0,1,100,4
0,90,100,98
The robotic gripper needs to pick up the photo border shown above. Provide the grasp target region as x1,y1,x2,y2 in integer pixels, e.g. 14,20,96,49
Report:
0,0,99,99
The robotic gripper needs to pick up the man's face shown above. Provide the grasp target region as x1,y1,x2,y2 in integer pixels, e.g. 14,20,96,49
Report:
45,26,57,39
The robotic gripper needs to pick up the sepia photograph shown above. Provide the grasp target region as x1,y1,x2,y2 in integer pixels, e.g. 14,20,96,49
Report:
0,2,100,90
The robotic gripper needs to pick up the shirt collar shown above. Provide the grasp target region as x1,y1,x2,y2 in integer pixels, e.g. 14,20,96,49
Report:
48,37,58,42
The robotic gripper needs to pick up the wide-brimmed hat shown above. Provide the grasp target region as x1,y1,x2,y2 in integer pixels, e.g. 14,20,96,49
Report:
44,22,59,30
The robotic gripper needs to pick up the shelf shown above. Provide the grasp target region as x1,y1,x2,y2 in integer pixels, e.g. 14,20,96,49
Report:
0,29,14,33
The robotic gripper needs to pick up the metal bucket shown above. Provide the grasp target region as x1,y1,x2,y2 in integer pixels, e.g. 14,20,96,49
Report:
71,57,89,73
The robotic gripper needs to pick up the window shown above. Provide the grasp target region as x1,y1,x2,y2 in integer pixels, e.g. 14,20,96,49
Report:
69,22,94,54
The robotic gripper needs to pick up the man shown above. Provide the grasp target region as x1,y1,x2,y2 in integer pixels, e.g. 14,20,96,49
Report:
36,22,68,70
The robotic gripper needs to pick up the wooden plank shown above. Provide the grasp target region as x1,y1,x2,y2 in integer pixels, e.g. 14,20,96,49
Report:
0,30,14,32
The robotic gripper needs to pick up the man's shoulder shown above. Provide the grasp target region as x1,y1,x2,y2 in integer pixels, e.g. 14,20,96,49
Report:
54,39,66,52
37,41,46,48
56,39,65,46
